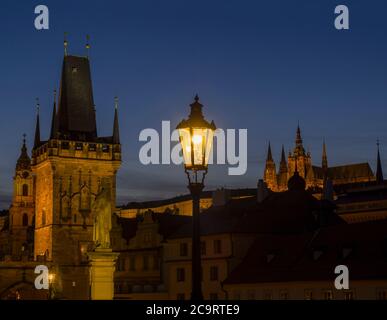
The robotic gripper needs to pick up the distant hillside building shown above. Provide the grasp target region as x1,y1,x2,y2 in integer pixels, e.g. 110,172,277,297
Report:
264,126,376,192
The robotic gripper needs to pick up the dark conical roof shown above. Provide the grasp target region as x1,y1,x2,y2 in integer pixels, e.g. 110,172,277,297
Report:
56,55,97,140
266,142,273,162
376,140,383,184
33,107,40,149
287,170,306,191
16,136,31,171
112,97,120,144
50,91,58,139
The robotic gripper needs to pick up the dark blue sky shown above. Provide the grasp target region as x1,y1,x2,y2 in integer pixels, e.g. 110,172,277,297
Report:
0,0,387,207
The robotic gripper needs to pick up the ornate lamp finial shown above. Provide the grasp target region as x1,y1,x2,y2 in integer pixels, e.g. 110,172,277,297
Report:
36,97,40,114
114,96,118,110
86,34,90,57
64,32,68,56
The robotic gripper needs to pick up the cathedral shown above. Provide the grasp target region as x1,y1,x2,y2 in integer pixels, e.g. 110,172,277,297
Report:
263,125,378,192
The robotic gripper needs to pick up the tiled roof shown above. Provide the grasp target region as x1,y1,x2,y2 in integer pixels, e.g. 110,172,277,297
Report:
224,219,387,285
311,163,374,180
120,188,256,210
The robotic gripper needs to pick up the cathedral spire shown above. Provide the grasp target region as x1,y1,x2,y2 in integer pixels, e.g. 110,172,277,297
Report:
280,145,286,164
112,96,120,144
376,139,383,184
34,98,40,149
50,90,57,139
296,124,302,146
322,139,328,171
266,142,273,162
279,145,287,171
294,124,306,156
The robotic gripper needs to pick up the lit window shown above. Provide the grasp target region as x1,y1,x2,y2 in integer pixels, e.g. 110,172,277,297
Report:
143,256,149,270
177,268,185,282
323,290,333,300
129,256,135,271
344,291,354,300
180,243,188,256
263,291,272,300
304,290,313,300
280,290,289,300
22,213,28,226
22,184,28,196
201,241,206,255
377,290,387,300
214,240,222,254
210,266,219,281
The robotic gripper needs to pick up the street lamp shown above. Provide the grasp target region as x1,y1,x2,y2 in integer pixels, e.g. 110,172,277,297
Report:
176,95,216,300
48,272,55,300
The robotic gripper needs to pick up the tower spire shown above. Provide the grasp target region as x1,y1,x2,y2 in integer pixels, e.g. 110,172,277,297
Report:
34,98,41,149
322,139,328,170
294,123,305,156
280,145,286,165
64,32,68,56
50,90,57,139
296,124,302,146
16,133,31,171
266,142,273,161
376,139,383,184
112,96,120,144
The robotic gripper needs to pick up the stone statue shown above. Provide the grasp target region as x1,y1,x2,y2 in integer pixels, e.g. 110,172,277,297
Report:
92,181,112,249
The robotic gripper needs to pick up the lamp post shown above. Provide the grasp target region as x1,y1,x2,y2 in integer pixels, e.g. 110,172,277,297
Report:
48,272,55,300
176,95,216,301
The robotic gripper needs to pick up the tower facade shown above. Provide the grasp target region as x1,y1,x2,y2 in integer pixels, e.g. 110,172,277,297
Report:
263,143,277,191
8,136,34,258
287,125,312,181
32,54,121,298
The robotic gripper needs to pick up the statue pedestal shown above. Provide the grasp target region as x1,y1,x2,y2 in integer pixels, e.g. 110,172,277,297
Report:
88,248,119,300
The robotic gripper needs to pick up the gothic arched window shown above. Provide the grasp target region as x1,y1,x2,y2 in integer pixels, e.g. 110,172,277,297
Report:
22,213,28,226
42,210,46,226
22,184,28,196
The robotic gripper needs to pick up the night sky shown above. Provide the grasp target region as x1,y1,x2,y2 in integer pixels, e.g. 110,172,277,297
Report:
0,0,387,208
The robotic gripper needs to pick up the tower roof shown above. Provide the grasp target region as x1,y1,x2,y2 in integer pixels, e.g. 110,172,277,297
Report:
33,100,40,149
322,139,328,170
112,97,120,144
266,142,273,162
56,55,97,140
294,124,306,156
376,140,384,184
16,135,31,171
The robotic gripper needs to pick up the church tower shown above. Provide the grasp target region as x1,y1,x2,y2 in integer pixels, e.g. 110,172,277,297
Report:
288,125,312,181
277,145,288,191
264,142,277,191
9,135,34,258
31,45,121,298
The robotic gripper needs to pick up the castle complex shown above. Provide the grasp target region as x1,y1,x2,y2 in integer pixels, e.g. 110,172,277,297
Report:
263,125,378,192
